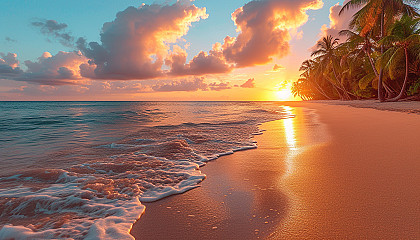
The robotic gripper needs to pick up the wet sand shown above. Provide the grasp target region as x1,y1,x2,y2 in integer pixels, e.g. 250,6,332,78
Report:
131,102,420,239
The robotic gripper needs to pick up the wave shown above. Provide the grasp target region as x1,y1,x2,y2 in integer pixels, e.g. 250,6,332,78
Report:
0,102,291,239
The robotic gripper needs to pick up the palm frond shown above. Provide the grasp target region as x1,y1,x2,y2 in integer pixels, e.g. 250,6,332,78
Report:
339,0,371,16
339,29,359,38
378,35,400,46
386,47,405,79
359,72,377,89
405,34,420,45
311,49,326,57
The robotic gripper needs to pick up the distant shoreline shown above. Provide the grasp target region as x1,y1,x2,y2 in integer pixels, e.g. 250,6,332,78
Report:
287,99,420,114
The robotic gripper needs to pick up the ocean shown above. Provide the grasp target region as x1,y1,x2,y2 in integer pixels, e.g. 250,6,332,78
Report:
0,101,292,239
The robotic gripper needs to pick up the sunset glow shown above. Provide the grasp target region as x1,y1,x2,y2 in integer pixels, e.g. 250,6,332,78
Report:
1,0,420,239
276,88,293,101
0,0,346,101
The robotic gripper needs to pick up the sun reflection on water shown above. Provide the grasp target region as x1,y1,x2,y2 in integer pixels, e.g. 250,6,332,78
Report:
282,106,298,176
283,106,296,150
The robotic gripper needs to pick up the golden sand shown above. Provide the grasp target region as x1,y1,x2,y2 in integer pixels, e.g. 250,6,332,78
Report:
131,102,420,239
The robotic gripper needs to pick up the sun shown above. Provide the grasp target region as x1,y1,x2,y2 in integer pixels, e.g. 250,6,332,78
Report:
276,88,292,100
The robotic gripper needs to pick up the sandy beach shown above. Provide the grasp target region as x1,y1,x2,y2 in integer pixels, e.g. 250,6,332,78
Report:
3,0,420,238
130,101,420,239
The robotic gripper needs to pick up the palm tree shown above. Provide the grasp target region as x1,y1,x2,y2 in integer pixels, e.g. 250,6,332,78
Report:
299,60,333,99
311,35,353,100
340,0,420,101
292,78,315,100
339,29,398,97
339,29,379,76
378,15,420,101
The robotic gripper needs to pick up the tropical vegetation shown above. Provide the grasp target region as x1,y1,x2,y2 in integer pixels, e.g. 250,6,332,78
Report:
292,0,420,101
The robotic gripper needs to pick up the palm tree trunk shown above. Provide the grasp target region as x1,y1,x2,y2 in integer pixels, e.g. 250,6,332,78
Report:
382,81,394,97
378,7,385,102
331,64,351,100
310,81,333,99
326,75,351,100
325,77,343,99
315,81,333,99
333,84,344,100
386,47,409,101
365,50,395,98
383,80,399,98
366,50,379,77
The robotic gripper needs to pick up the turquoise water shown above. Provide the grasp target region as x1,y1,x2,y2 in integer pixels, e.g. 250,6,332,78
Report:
0,101,290,239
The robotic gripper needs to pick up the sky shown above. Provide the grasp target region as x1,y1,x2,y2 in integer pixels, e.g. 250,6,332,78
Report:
0,0,352,101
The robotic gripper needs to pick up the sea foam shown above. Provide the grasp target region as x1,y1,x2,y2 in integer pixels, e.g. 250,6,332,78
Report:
0,102,291,239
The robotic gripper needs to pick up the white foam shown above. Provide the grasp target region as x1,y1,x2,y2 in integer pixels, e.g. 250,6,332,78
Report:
0,182,145,240
0,103,291,239
85,198,145,240
0,225,48,240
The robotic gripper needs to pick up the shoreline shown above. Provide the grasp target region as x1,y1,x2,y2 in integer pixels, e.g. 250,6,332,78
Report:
130,101,420,239
295,99,420,114
130,106,327,239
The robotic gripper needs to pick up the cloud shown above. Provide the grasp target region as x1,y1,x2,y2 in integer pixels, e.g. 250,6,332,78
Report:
76,0,322,79
5,37,17,43
221,0,323,67
3,80,155,98
208,81,231,91
152,77,209,92
31,19,75,47
129,0,322,77
272,64,284,72
0,53,23,76
166,43,232,76
1,53,19,68
0,51,89,85
151,77,235,92
319,0,359,42
240,78,255,88
3,0,326,89
77,2,208,80
32,19,67,31
20,51,88,85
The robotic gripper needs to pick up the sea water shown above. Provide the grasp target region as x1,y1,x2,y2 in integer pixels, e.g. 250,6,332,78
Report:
0,101,291,239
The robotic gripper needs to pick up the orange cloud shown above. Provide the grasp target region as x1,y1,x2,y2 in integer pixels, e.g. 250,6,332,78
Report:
240,78,256,88
208,81,231,91
0,51,89,85
272,64,285,72
2,0,326,90
77,2,208,80
320,0,359,42
166,43,232,76
0,53,19,68
21,51,89,85
166,0,324,74
0,53,22,77
152,77,209,92
221,0,323,67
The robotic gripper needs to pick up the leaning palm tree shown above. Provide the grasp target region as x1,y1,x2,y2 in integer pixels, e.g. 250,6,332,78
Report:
299,60,333,99
311,35,353,100
340,0,420,101
378,15,420,101
292,78,314,100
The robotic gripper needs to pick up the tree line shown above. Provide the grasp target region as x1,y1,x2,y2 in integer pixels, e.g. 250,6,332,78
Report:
292,0,420,101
